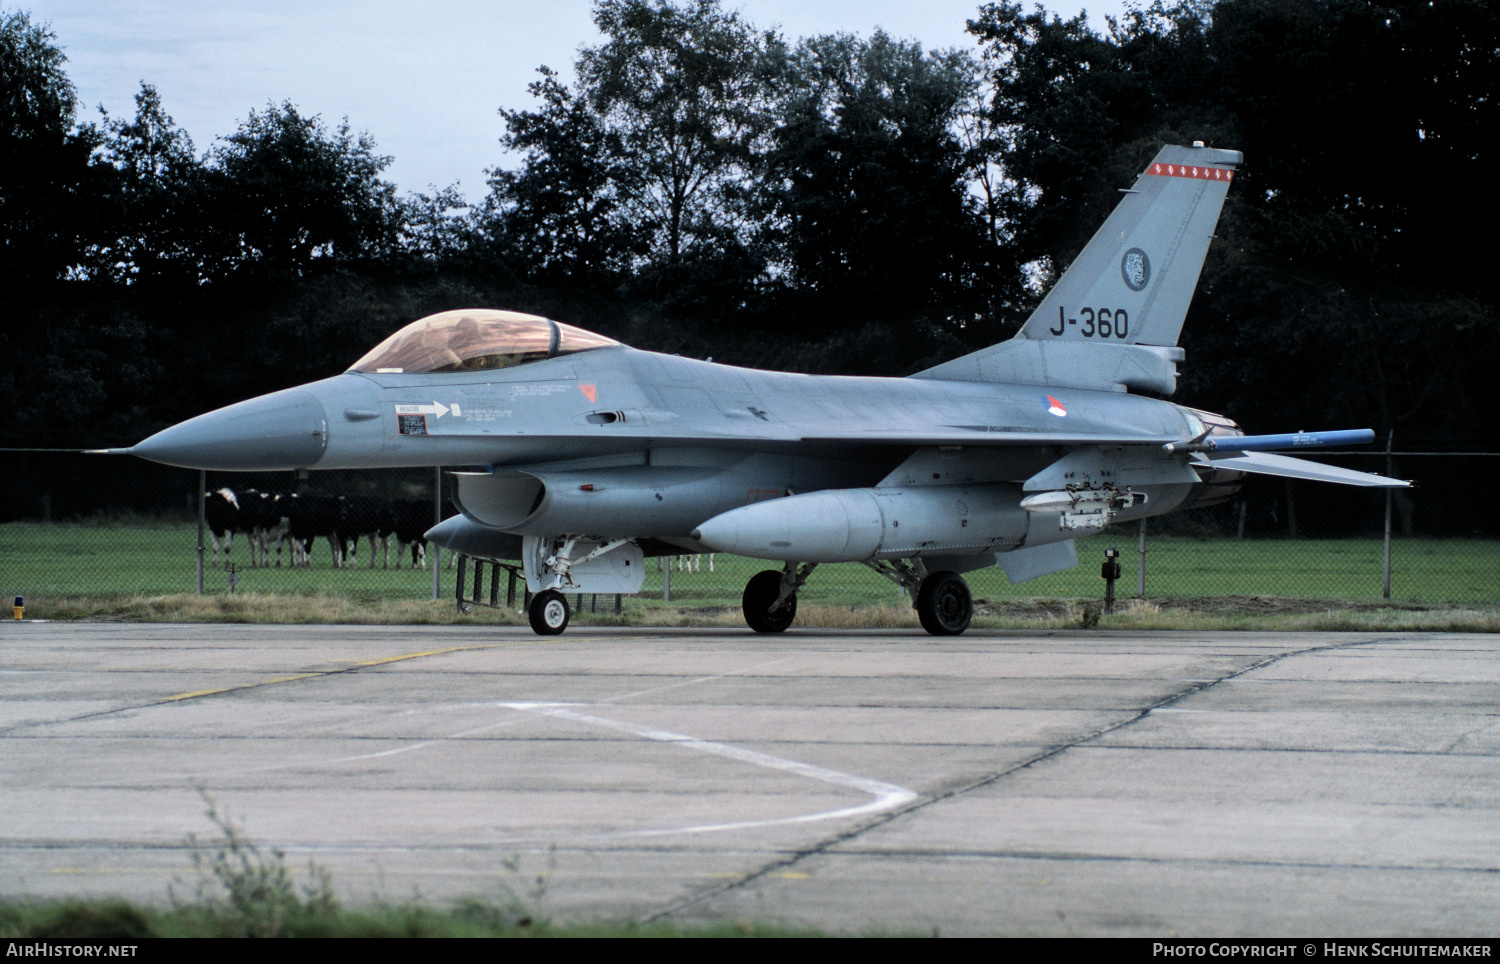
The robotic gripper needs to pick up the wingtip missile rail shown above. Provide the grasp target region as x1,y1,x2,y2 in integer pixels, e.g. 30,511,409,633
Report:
1164,429,1376,455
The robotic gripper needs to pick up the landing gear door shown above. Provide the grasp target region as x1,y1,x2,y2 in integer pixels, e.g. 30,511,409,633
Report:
522,535,646,594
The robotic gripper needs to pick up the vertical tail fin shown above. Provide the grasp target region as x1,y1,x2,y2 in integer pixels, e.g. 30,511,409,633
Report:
916,143,1242,394
1019,143,1242,348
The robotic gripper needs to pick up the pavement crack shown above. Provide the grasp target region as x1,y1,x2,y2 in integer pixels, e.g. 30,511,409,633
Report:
0,643,510,735
644,634,1391,923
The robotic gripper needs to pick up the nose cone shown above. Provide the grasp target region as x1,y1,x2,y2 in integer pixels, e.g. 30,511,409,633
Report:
131,386,329,470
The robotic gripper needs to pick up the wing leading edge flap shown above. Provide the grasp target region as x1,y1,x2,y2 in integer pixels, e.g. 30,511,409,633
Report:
801,428,1179,447
1197,451,1409,488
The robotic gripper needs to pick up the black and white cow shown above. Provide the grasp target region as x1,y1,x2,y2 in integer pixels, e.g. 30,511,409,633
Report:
201,489,459,570
388,499,432,569
202,488,242,566
338,494,394,569
387,499,461,569
238,489,291,568
280,494,349,568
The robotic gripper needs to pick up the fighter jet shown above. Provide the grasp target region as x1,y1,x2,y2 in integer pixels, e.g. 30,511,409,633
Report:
127,143,1408,636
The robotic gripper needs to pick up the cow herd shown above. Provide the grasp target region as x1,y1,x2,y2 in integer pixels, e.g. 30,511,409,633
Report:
202,488,450,569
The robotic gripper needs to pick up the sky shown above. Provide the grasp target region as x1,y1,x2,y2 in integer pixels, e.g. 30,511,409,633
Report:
26,0,1129,203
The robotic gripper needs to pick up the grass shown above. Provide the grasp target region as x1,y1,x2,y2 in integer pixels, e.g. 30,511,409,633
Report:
3,520,1497,628
0,898,830,938
14,589,1500,633
1,521,442,602
0,791,830,938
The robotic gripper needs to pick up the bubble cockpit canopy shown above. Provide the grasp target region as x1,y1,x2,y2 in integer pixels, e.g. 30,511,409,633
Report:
348,309,622,375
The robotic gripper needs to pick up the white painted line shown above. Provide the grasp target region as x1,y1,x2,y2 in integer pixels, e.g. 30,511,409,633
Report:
161,711,532,779
327,716,530,762
159,693,918,842
604,656,801,705
501,701,918,837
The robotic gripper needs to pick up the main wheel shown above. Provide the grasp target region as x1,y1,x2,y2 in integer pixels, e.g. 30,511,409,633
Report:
742,569,797,633
528,589,570,635
916,571,972,636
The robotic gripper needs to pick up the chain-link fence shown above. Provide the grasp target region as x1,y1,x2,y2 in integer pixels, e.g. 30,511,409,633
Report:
2,450,1495,609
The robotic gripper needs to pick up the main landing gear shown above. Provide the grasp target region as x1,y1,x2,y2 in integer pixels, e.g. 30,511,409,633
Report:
737,559,975,636
914,570,972,636
742,562,817,633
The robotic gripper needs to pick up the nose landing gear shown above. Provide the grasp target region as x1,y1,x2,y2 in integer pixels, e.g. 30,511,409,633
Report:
528,589,570,635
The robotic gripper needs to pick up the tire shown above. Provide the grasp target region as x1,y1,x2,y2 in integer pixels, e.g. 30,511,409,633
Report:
916,571,972,636
528,589,570,635
742,569,796,633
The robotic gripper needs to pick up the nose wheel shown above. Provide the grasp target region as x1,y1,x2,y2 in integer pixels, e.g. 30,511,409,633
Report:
916,571,972,636
528,589,571,635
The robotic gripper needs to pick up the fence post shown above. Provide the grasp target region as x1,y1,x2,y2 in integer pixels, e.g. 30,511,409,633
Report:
196,469,205,595
663,557,671,601
1383,430,1394,600
1136,518,1147,598
432,466,442,601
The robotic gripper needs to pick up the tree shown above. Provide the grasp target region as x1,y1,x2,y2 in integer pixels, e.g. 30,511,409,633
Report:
207,102,402,280
399,184,478,269
0,10,102,289
1199,0,1498,297
967,0,1498,450
578,0,781,265
757,32,1001,367
89,83,207,288
968,2,1208,281
486,66,643,285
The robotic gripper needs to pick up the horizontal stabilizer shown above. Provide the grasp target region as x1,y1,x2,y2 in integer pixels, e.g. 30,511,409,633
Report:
1196,451,1409,488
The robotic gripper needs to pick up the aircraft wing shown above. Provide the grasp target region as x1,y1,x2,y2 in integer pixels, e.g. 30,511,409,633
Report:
797,428,1410,489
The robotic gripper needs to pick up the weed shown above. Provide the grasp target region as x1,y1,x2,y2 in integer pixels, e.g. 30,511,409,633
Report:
180,789,337,937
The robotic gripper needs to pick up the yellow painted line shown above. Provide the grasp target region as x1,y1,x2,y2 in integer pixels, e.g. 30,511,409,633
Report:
166,687,247,701
319,636,615,668
350,646,482,668
165,673,323,702
161,644,512,703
